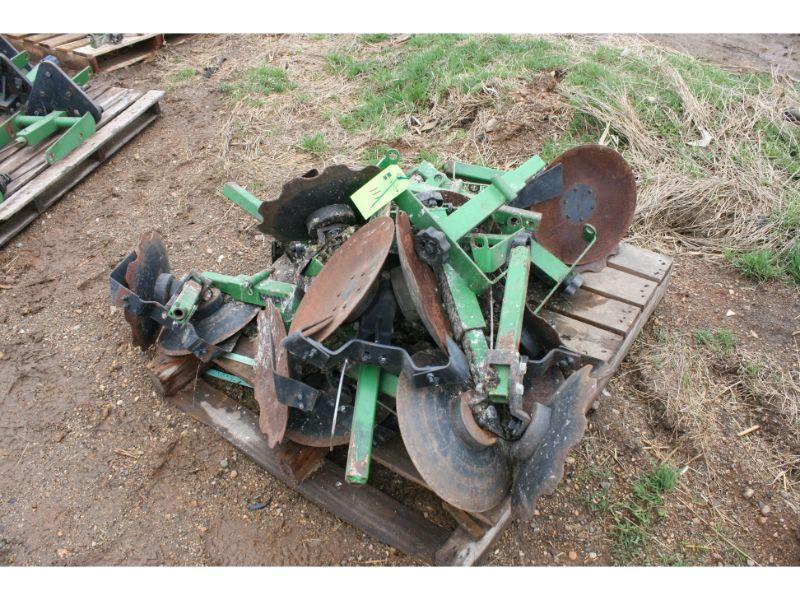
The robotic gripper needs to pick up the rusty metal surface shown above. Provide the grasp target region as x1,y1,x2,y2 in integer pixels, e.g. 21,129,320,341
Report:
511,365,599,520
289,216,395,342
259,164,381,242
396,350,511,513
535,145,636,266
123,231,170,349
255,305,289,448
158,301,258,356
395,211,452,352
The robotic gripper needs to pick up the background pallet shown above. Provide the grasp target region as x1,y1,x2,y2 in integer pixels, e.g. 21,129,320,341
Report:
3,33,177,73
0,86,165,247
162,242,672,565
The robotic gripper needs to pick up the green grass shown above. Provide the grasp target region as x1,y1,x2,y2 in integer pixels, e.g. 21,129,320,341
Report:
167,67,197,90
360,34,390,44
220,65,295,105
725,248,786,282
692,328,737,356
300,133,328,156
336,34,570,133
590,463,679,563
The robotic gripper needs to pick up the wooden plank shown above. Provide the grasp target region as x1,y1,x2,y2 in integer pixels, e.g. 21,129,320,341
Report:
274,442,328,483
41,34,88,48
0,90,163,222
56,37,93,51
596,260,673,383
607,242,673,282
72,34,162,57
435,500,512,566
27,34,60,43
170,381,449,563
541,309,624,363
372,434,429,490
441,503,486,541
546,287,641,336
580,266,657,307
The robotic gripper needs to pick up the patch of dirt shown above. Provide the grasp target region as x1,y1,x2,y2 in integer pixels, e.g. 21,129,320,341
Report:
643,34,800,80
0,34,798,566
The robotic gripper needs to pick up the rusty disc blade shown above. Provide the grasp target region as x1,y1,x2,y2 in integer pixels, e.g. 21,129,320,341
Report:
289,216,395,342
254,304,290,448
124,231,170,349
511,365,599,520
395,211,452,352
396,350,511,513
534,145,636,265
259,164,381,242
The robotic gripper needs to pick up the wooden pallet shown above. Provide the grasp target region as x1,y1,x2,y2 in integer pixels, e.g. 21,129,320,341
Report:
3,34,169,73
164,242,672,566
0,86,164,248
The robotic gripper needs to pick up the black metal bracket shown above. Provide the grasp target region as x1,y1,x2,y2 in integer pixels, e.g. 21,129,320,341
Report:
511,163,564,209
283,333,470,387
0,54,32,112
25,60,103,122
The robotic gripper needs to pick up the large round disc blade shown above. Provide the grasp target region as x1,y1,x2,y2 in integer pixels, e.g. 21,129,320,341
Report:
124,231,170,349
535,145,636,266
396,351,511,513
395,211,452,352
289,216,395,342
259,164,380,242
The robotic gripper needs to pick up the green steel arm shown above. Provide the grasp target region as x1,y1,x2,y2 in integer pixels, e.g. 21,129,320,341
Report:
441,160,503,184
223,183,264,224
345,364,382,485
489,244,531,400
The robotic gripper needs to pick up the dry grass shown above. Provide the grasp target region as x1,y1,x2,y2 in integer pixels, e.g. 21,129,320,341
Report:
560,35,800,257
636,331,800,513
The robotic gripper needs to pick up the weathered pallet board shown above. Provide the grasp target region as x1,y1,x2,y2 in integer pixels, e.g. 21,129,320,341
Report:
0,87,164,248
163,241,672,565
3,33,167,73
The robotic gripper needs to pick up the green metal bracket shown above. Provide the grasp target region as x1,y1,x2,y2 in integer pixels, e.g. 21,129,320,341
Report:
489,244,531,401
202,270,299,324
71,66,93,87
223,183,264,224
345,363,382,485
469,233,515,273
533,224,597,314
10,51,29,70
441,160,503,185
0,111,98,165
167,279,203,324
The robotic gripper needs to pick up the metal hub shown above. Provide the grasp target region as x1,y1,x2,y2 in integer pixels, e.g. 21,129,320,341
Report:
534,145,636,267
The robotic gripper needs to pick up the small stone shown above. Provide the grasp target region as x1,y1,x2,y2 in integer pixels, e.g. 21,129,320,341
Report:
588,552,597,560
229,469,238,479
565,456,576,465
743,488,755,499
760,504,771,516
56,530,63,537
568,550,578,561
600,481,611,491
219,458,229,469
116,400,123,406
57,548,69,559
591,400,601,411
758,516,768,525
726,309,736,317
